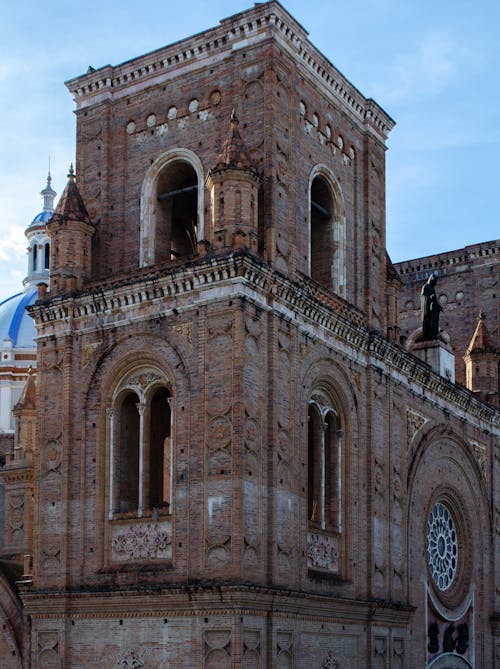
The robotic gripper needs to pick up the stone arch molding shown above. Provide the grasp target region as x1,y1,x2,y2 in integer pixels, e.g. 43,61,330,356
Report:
0,572,23,669
140,147,205,267
308,163,347,296
427,653,473,668
112,365,170,404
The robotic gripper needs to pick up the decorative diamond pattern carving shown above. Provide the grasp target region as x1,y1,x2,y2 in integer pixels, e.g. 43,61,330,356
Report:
111,521,172,562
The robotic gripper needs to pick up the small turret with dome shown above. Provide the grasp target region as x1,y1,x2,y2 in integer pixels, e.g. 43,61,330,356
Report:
0,173,55,434
24,172,55,288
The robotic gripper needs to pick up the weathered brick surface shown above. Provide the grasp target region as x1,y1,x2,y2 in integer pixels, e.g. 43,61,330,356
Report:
0,3,499,668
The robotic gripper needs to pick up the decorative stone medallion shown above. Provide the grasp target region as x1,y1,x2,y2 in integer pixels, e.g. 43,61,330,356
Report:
427,503,458,591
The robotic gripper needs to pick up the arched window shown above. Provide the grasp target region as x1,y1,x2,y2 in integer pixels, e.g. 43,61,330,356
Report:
108,368,173,519
308,166,346,296
155,160,198,262
32,243,38,272
44,243,50,269
308,391,342,533
118,391,140,513
140,149,204,267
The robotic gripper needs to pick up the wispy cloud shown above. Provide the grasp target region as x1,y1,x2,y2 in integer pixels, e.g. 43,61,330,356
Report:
375,29,480,104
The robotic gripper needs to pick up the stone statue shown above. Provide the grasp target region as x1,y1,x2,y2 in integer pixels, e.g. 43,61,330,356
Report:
421,273,442,341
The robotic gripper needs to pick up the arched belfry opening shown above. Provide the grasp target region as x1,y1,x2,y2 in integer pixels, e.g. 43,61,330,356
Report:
156,160,198,262
310,175,334,288
308,167,346,296
140,148,204,267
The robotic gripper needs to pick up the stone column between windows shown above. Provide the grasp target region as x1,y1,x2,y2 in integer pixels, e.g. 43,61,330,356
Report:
137,401,146,517
166,396,174,510
320,420,328,530
107,407,116,520
335,429,343,532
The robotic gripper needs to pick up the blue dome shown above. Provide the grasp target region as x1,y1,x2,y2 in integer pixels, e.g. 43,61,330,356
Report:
0,289,37,348
30,211,53,225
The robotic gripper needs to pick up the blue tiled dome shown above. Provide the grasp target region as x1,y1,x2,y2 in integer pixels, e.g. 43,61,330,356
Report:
30,210,53,225
0,289,37,348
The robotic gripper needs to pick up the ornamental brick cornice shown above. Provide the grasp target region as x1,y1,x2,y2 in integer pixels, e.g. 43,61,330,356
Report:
64,2,393,141
0,468,34,484
21,584,414,626
27,251,500,433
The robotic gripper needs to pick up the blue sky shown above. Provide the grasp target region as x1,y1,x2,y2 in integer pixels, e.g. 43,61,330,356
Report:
1,0,499,301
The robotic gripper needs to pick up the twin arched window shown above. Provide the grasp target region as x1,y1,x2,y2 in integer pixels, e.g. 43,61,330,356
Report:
108,368,173,519
308,391,342,533
309,168,346,297
30,241,50,272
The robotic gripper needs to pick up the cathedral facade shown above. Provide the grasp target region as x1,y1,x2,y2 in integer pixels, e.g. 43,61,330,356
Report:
0,3,499,668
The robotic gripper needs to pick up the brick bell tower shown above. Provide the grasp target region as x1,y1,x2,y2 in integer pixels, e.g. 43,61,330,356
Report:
20,4,500,669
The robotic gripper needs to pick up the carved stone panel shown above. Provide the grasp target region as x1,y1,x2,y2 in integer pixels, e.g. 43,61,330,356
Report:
40,541,61,572
392,637,405,669
6,494,25,545
37,630,61,669
110,520,172,563
276,630,293,669
298,632,358,668
243,629,261,669
205,483,232,568
116,649,145,668
406,408,428,446
373,636,387,669
470,440,487,478
204,629,231,669
243,335,260,417
307,532,339,573
206,414,232,475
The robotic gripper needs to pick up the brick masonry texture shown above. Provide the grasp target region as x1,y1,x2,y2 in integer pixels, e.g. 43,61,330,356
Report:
0,3,499,668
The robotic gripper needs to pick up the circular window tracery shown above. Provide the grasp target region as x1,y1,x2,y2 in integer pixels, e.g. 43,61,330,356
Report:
427,502,458,591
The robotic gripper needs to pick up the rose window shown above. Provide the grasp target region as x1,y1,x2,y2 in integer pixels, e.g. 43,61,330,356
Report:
427,502,458,590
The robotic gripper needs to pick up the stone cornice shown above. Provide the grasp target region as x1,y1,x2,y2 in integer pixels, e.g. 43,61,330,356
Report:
64,2,393,140
0,468,34,484
28,252,499,433
21,584,414,626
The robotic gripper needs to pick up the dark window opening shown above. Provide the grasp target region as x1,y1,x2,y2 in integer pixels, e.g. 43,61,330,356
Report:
118,392,140,513
310,175,334,288
156,161,198,262
149,387,171,510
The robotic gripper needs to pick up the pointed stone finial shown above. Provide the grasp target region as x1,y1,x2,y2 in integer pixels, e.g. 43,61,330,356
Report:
68,163,76,181
41,169,57,212
212,109,259,174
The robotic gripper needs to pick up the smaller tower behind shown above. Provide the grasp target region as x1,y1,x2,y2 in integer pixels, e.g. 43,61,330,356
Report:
206,110,262,254
23,172,55,290
464,312,499,404
46,165,95,294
